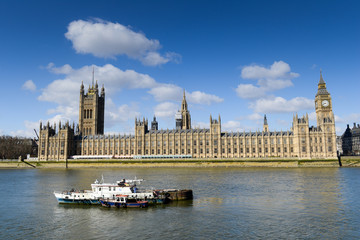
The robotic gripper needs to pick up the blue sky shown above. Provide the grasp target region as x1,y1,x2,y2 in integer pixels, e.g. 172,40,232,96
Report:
0,0,359,137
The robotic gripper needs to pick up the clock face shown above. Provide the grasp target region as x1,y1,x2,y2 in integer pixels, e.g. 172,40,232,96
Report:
322,100,329,107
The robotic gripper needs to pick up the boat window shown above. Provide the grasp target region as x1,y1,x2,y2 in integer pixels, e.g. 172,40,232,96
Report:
99,188,101,191
109,187,111,191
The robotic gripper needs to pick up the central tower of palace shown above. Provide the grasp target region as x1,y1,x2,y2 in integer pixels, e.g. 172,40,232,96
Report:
78,71,105,136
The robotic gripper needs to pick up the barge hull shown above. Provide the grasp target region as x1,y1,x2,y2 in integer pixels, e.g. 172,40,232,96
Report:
56,198,100,204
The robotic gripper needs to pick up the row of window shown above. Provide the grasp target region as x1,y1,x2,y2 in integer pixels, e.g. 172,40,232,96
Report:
81,146,298,156
84,128,92,135
41,149,64,155
81,145,335,156
302,146,332,153
81,138,298,148
42,141,65,148
84,109,93,119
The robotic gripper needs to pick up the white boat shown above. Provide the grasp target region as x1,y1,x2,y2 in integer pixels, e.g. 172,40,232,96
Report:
54,177,163,205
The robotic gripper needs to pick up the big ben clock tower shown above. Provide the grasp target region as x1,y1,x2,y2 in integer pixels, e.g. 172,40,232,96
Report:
315,70,334,128
314,70,336,158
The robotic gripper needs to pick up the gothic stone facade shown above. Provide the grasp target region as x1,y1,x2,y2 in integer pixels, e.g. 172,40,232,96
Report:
38,72,337,160
341,123,360,155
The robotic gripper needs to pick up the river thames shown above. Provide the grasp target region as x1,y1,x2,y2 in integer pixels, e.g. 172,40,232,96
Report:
1,167,359,239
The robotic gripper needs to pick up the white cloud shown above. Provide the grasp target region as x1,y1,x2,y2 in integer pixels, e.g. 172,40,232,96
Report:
276,119,290,129
334,113,360,135
335,126,343,135
187,91,223,105
22,80,36,92
343,113,360,123
241,60,299,80
141,52,170,66
192,121,209,129
247,113,263,121
222,120,244,132
39,63,157,106
106,103,140,128
65,19,180,66
148,84,182,102
47,106,78,120
148,84,223,105
38,78,80,106
257,78,293,91
250,96,313,113
47,63,73,74
154,102,178,118
102,100,140,135
334,115,344,123
308,112,317,121
10,130,33,138
236,61,299,99
10,118,70,138
236,84,266,99
44,115,73,126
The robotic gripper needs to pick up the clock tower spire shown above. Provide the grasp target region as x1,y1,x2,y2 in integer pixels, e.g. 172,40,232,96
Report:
315,70,334,128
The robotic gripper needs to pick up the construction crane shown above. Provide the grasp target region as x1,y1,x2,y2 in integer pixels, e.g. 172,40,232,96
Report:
33,129,39,140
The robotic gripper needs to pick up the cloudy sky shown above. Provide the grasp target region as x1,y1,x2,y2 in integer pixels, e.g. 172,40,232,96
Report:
1,0,359,137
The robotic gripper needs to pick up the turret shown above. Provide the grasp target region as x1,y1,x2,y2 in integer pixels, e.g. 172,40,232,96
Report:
210,114,221,134
263,114,269,132
80,81,84,95
151,116,158,131
101,84,105,97
180,90,191,129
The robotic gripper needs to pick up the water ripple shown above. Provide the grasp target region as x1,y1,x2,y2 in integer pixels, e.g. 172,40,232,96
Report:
0,168,360,239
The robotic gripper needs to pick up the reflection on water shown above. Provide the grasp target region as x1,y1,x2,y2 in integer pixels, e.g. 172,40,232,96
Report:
0,168,360,239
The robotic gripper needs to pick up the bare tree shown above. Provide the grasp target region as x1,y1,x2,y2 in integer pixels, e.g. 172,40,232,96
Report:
0,136,37,160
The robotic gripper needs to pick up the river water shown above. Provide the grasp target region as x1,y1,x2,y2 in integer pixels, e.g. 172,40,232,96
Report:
0,167,359,239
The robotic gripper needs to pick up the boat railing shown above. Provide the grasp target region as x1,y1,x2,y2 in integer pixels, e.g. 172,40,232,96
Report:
133,188,153,193
54,189,92,195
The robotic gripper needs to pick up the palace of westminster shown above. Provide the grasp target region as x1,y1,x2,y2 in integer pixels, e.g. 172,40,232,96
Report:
38,72,337,160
